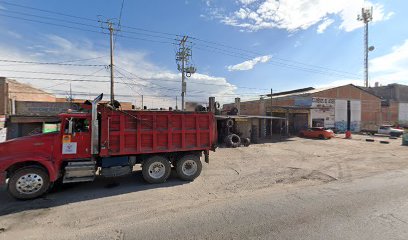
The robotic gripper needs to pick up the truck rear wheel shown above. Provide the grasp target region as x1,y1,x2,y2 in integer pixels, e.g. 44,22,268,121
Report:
8,166,50,200
176,154,202,181
142,156,171,184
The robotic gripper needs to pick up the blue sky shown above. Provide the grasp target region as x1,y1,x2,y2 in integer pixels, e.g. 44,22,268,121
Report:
0,0,406,107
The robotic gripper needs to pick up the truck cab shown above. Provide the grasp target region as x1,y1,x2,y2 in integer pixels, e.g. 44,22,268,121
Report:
0,111,94,199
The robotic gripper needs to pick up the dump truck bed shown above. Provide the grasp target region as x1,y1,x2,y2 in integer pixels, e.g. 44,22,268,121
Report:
99,107,217,157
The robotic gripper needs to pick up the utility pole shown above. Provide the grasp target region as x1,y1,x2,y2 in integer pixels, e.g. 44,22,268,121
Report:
108,21,115,105
176,36,196,111
176,96,178,110
358,7,373,88
69,83,73,108
141,95,144,110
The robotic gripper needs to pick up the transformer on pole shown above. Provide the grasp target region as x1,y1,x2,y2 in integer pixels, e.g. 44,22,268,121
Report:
176,36,196,111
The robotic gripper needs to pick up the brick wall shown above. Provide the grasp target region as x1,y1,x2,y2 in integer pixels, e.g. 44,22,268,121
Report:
311,85,381,129
381,101,399,124
223,85,382,130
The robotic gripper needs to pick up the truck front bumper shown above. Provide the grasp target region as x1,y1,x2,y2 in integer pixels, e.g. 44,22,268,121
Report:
0,171,6,186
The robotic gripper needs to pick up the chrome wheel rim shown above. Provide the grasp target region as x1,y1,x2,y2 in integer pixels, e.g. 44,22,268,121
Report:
16,173,44,195
182,160,197,176
148,162,166,179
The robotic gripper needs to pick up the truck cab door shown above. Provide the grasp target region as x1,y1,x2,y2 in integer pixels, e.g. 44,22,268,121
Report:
61,117,92,159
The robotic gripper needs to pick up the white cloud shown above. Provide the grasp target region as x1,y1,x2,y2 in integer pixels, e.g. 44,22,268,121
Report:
209,0,393,32
316,40,408,88
239,0,258,6
227,55,271,71
0,35,238,107
317,19,334,34
368,40,408,86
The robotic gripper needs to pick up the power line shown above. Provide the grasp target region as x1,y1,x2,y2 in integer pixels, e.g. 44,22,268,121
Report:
0,13,177,45
113,0,125,49
193,45,361,79
0,68,269,91
0,59,106,66
0,8,100,29
0,0,97,22
0,69,112,77
190,37,362,78
0,0,362,79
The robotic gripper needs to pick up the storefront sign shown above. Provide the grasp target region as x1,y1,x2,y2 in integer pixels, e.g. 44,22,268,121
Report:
311,98,335,128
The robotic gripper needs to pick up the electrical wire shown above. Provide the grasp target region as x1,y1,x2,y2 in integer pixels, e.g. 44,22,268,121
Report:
0,59,106,67
0,0,362,79
0,0,97,22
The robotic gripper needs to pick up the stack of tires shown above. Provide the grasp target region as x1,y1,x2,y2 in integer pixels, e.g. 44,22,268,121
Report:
224,134,250,148
223,118,251,148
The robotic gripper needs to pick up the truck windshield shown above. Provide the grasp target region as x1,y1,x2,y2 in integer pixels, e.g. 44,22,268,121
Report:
64,118,89,133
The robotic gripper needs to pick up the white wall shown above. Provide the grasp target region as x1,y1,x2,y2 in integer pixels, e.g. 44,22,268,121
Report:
334,99,361,132
399,103,408,123
351,100,361,132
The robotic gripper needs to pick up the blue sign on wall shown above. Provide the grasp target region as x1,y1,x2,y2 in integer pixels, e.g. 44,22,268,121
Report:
294,97,312,107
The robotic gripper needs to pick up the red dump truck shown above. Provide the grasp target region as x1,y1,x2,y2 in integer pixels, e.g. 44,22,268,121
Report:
0,94,217,199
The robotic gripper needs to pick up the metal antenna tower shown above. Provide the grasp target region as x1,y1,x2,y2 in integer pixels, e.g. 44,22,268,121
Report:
176,36,196,111
358,7,373,88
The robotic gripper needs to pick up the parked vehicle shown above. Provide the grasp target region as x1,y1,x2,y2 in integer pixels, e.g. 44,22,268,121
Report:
362,125,404,137
299,127,335,140
378,125,404,137
0,94,217,199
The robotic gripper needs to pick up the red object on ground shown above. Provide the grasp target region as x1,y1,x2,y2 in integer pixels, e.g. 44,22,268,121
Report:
345,130,352,139
299,127,335,140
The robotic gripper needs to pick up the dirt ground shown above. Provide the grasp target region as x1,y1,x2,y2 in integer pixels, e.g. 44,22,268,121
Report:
0,134,407,239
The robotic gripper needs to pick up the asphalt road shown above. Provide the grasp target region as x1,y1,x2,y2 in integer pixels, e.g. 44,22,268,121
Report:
118,170,408,240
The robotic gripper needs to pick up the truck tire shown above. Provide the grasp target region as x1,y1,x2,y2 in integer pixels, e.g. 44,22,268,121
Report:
225,119,234,128
241,137,251,147
7,166,50,200
142,156,171,184
176,154,202,181
225,134,241,148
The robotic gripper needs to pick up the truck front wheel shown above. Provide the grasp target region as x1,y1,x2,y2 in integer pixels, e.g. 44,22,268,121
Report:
176,154,202,181
8,166,50,200
142,156,171,184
